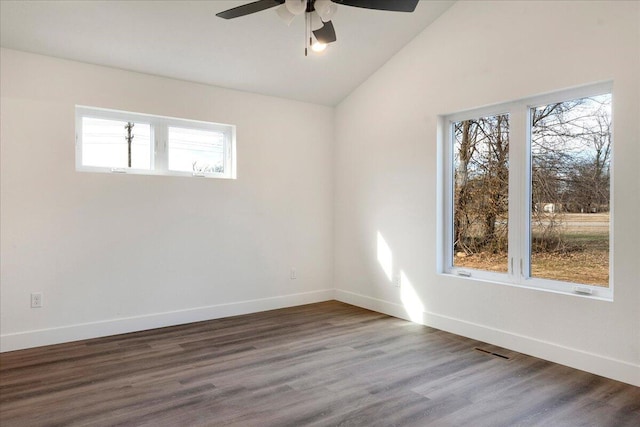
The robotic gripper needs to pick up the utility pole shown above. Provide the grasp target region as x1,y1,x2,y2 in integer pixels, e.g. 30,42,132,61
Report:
125,122,134,168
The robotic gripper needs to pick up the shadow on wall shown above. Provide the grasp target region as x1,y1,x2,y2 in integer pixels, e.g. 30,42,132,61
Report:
376,231,425,323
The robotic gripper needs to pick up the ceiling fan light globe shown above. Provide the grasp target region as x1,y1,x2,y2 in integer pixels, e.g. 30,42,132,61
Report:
314,0,337,22
311,41,327,52
276,5,296,25
310,11,324,31
285,0,306,16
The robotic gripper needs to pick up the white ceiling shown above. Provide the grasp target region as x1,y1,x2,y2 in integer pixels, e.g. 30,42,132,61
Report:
0,0,454,106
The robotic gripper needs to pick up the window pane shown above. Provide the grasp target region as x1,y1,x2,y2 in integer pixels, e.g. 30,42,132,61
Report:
168,127,225,173
530,94,611,286
82,117,151,169
452,114,509,272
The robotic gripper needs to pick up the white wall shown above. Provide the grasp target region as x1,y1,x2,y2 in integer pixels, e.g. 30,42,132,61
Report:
0,48,334,351
334,1,640,386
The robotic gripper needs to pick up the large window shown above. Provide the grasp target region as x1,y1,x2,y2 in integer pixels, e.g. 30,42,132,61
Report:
442,83,612,299
76,106,235,179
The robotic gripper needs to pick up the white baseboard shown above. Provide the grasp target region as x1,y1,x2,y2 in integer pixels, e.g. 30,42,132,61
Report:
0,289,335,353
4,288,638,387
335,289,640,387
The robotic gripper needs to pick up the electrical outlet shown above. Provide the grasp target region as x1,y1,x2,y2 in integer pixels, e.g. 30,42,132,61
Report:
31,292,43,308
394,275,401,288
290,268,297,280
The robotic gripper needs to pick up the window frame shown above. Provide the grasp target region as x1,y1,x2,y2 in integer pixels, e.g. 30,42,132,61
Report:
75,106,236,179
443,103,517,285
441,82,613,300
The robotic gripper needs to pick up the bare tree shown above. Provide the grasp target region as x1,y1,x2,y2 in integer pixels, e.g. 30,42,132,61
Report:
531,94,611,252
453,114,509,257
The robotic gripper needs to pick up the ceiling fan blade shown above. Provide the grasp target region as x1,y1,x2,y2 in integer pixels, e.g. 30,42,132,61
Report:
216,0,285,19
331,0,419,12
313,20,337,44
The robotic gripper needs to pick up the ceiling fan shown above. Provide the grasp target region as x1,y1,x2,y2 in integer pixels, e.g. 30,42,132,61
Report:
216,0,420,55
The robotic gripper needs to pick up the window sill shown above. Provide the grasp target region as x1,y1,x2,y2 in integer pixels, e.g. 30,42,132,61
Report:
439,271,613,302
76,167,236,180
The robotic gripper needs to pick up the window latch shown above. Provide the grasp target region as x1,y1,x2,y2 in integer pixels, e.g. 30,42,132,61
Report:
520,259,524,277
110,168,127,173
573,286,593,295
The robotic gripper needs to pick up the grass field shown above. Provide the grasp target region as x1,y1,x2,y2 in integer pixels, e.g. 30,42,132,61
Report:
455,213,609,286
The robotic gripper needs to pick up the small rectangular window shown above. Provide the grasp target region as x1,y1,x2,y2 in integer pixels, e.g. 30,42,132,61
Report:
168,127,226,175
76,106,235,179
81,117,152,170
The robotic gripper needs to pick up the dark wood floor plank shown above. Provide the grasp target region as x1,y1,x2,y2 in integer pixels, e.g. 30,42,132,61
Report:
1,300,638,426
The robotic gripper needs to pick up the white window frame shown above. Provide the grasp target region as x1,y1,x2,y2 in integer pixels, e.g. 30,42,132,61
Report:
76,106,236,179
440,82,613,300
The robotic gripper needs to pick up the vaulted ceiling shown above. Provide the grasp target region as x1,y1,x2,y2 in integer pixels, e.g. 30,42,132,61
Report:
0,0,454,105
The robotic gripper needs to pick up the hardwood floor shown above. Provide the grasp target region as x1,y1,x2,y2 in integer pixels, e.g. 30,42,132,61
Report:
1,301,639,426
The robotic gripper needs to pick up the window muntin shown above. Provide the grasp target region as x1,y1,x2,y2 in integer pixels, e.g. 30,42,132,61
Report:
76,106,235,179
443,83,612,299
529,94,611,286
453,114,509,273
